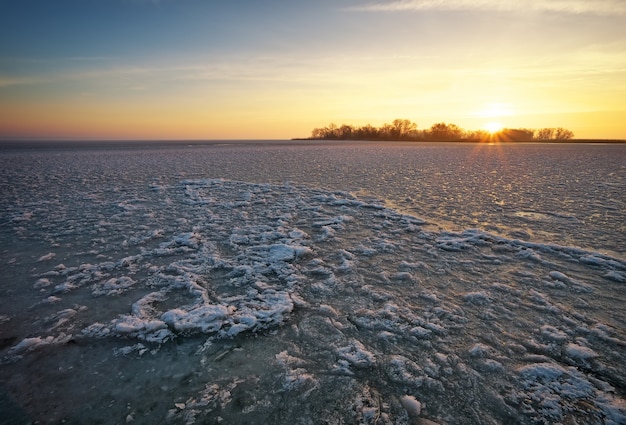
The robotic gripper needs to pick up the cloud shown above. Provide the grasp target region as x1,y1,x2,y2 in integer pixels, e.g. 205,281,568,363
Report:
0,76,50,88
0,66,150,89
350,0,626,15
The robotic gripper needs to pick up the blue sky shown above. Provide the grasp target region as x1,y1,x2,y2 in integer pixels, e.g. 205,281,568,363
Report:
1,0,625,139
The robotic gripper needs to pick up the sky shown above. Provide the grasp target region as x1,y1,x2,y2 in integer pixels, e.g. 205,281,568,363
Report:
1,0,625,140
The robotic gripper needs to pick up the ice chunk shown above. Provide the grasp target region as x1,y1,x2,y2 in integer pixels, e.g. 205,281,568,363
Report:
462,291,491,305
564,343,598,360
161,305,233,334
114,343,148,357
249,291,294,326
7,333,72,356
337,339,376,368
548,270,593,293
266,244,311,262
42,296,61,304
515,362,600,421
34,278,52,289
386,355,424,387
114,315,168,334
604,270,625,283
282,368,318,392
410,326,433,339
468,343,492,358
540,325,569,342
92,276,136,296
37,252,56,262
436,235,471,251
400,395,421,417
46,308,78,329
548,271,571,283
319,304,339,317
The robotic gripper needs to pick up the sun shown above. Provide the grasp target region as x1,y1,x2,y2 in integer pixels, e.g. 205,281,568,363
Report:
484,121,503,134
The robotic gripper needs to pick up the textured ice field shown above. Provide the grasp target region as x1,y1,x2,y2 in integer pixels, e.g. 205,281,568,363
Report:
1,141,625,424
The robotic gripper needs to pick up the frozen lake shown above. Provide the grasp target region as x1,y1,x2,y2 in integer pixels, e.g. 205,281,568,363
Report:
1,140,625,424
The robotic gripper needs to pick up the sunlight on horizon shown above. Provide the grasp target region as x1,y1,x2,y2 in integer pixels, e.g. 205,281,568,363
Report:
484,121,504,134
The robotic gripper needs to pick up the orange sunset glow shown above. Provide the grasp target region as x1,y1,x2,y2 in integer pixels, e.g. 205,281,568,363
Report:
1,1,625,140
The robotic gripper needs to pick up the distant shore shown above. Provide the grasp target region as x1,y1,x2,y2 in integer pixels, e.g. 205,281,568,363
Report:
291,138,626,144
1,138,625,151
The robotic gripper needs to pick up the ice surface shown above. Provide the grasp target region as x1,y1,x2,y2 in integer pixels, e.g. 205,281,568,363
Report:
1,141,625,424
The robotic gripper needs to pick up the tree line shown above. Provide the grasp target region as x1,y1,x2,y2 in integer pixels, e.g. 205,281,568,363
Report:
307,119,574,141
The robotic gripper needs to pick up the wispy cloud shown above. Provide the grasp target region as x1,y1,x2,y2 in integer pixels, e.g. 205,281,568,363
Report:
0,66,150,89
350,0,626,15
0,76,47,88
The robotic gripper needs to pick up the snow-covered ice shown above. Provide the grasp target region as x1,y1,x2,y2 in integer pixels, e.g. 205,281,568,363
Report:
0,140,625,424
